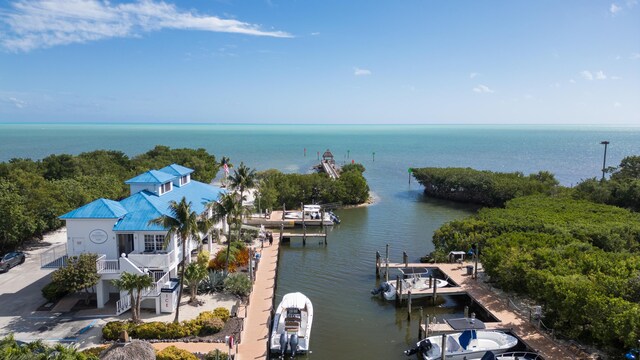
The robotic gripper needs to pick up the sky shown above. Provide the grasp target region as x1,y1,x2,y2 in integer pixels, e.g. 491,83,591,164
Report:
0,0,638,125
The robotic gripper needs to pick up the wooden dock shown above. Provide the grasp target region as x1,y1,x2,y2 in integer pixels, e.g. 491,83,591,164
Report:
244,210,333,228
375,254,577,359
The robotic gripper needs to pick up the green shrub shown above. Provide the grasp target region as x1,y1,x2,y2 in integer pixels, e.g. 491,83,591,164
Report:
102,321,133,341
199,318,225,336
223,273,252,297
41,281,68,302
204,349,230,360
80,346,105,357
156,345,198,360
213,307,230,322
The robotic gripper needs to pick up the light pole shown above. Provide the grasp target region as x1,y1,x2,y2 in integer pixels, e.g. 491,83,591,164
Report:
600,141,610,181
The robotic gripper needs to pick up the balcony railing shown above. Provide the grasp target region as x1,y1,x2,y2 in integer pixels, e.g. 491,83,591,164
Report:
127,249,176,270
40,244,68,269
96,254,120,273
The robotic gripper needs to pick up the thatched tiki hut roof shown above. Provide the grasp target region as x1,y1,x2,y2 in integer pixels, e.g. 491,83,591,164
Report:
100,340,155,360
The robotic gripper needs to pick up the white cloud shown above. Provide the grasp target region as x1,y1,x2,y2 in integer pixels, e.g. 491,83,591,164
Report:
310,32,320,36
595,70,607,80
472,84,494,93
611,75,622,80
569,79,576,84
614,101,622,108
354,67,371,76
580,70,594,80
610,3,622,14
0,0,292,52
631,53,640,60
469,72,479,79
1,96,27,108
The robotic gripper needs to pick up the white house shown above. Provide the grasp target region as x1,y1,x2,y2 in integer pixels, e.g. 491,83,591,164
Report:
55,164,225,315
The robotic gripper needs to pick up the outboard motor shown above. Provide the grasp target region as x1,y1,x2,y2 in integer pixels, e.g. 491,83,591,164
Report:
289,333,299,358
418,339,433,356
279,332,288,358
371,282,391,295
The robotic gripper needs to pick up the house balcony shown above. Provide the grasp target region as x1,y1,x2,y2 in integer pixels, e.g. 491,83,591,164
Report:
127,249,177,270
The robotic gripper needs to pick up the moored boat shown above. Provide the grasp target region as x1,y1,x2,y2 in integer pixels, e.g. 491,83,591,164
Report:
372,269,450,301
269,292,313,357
404,330,518,360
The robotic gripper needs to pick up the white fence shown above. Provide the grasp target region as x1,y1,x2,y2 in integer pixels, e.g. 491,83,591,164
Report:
40,244,68,268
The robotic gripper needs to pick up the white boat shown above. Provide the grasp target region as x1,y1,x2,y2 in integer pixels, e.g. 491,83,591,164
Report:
372,273,449,301
269,292,313,357
404,330,518,360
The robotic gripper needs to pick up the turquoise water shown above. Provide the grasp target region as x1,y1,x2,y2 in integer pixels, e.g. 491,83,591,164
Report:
1,124,639,358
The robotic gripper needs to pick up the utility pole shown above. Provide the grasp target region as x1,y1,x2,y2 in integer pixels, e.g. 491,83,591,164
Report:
600,141,610,181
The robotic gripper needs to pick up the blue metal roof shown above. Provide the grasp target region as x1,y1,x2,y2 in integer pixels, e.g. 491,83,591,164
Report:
125,170,176,184
159,164,194,177
111,181,225,231
61,165,226,231
60,198,128,219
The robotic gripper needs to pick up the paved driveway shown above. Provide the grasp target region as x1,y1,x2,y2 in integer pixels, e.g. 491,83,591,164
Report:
0,230,105,348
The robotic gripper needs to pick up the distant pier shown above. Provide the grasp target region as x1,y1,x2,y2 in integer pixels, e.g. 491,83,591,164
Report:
315,149,340,179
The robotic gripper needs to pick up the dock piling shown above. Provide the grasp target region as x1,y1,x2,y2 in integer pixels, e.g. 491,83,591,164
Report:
395,275,402,307
441,334,447,359
464,305,469,319
385,244,390,282
375,251,381,278
407,290,412,321
432,276,438,305
403,251,408,267
418,307,424,339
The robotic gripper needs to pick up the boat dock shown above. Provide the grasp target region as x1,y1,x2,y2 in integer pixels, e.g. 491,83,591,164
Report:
316,149,340,179
245,210,333,228
375,252,579,359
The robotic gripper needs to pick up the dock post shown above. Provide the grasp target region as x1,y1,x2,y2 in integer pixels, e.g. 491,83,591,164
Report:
425,314,430,336
282,203,286,221
403,251,408,267
279,223,284,244
418,307,424,339
432,276,437,305
407,291,412,321
429,275,433,289
321,209,325,245
301,202,306,246
464,305,469,319
375,251,381,278
395,275,402,307
441,334,447,359
385,244,390,282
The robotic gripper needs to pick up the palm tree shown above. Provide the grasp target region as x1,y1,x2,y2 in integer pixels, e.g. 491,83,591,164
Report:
229,162,256,202
208,192,246,273
183,261,208,304
149,197,200,323
111,272,154,323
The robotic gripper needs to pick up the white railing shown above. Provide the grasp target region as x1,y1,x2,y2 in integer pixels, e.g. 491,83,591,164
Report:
127,249,176,269
116,295,131,316
40,244,68,268
96,255,120,273
142,271,171,297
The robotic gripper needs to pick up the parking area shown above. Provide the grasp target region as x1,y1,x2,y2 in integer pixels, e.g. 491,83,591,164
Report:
0,229,105,348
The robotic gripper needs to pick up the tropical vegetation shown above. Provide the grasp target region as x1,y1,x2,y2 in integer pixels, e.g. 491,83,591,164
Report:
149,197,201,323
256,163,369,210
0,334,97,360
102,308,230,341
421,156,640,354
111,272,155,323
50,253,100,305
411,167,560,206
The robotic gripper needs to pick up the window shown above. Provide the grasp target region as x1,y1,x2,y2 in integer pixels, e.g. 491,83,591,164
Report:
180,175,189,185
159,181,172,194
144,234,166,252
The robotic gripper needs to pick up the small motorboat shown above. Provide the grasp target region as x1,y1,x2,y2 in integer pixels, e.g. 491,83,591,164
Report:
404,330,518,360
372,273,449,301
269,292,313,357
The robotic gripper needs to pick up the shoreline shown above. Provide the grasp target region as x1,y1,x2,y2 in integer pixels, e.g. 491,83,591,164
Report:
341,191,379,209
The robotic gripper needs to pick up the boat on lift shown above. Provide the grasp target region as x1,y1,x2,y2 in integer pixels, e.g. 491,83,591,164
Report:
269,292,313,358
403,330,518,360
